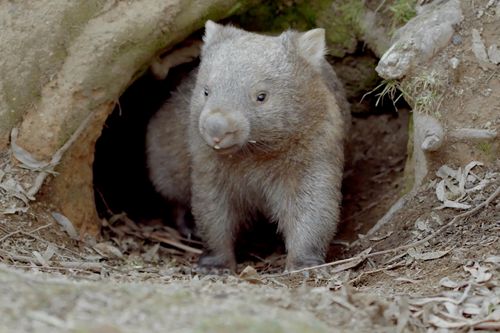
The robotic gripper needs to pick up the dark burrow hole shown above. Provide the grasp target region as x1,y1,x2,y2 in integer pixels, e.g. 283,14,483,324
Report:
93,38,410,264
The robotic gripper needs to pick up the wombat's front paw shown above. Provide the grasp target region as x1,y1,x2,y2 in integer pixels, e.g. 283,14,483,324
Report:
196,251,236,274
286,255,325,272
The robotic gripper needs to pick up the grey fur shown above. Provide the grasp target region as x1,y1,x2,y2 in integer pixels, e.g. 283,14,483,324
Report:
147,21,349,271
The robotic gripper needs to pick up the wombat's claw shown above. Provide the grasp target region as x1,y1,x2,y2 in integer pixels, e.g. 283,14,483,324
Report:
288,258,324,269
196,252,236,275
195,266,233,275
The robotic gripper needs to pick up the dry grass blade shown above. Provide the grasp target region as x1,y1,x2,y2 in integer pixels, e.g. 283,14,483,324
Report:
348,261,406,285
148,232,202,254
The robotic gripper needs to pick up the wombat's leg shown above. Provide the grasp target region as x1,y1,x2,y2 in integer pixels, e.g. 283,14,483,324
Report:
282,219,333,271
191,185,239,272
173,205,194,239
196,212,238,271
278,177,341,271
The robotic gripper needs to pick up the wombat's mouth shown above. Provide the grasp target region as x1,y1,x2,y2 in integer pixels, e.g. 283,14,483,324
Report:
211,144,241,155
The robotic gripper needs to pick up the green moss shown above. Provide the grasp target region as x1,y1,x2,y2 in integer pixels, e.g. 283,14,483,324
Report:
60,1,107,45
476,141,499,163
235,0,328,32
317,0,364,57
379,0,417,36
477,142,492,156
1,64,42,132
388,0,417,29
235,0,365,57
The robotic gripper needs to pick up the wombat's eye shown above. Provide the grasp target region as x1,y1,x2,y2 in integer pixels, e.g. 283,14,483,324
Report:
256,92,267,103
203,87,209,97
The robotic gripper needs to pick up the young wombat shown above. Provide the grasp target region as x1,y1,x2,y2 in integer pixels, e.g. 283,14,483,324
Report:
147,21,349,271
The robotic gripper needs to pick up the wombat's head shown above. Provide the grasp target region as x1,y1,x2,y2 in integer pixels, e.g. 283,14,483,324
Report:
192,21,328,154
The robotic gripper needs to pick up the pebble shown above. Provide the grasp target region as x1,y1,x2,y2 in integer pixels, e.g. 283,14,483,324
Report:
449,57,460,69
452,35,462,45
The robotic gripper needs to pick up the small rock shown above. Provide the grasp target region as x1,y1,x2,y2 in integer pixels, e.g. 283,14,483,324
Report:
471,29,492,70
481,88,492,97
449,57,460,69
451,34,462,45
487,44,500,64
376,0,463,79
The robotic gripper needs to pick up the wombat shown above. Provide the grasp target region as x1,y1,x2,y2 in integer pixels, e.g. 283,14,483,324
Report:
147,21,349,271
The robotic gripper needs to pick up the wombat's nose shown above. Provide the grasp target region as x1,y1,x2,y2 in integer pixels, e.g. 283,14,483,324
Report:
204,114,236,148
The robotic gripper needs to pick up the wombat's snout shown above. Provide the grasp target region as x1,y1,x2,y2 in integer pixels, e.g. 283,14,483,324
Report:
200,111,246,151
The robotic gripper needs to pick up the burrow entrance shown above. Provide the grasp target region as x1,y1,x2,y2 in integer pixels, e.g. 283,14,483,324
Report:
93,33,410,263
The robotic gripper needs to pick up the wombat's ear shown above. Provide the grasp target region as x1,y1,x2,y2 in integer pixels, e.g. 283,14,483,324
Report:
203,20,223,45
203,20,242,47
297,28,327,69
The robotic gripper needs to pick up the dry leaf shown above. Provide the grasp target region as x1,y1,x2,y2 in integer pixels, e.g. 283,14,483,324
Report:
439,277,460,288
239,265,262,284
484,256,500,265
463,262,492,283
42,244,57,262
32,251,48,267
93,242,123,259
429,314,467,328
462,303,482,315
415,218,432,232
368,231,393,241
331,248,372,273
51,212,79,240
436,165,458,179
407,247,451,261
436,180,446,201
436,200,472,210
2,206,29,215
434,161,486,209
10,128,51,170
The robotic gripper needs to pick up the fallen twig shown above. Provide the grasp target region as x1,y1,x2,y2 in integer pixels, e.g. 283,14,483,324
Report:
348,261,407,285
0,222,52,243
148,233,202,255
0,249,105,272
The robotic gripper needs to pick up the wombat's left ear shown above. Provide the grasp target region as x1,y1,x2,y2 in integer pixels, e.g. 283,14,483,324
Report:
203,20,243,47
203,20,223,45
297,28,326,69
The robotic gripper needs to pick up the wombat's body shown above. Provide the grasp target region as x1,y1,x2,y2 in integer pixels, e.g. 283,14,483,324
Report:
147,21,349,271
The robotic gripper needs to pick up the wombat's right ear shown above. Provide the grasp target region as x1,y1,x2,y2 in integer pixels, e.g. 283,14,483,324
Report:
297,28,327,70
203,20,223,45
